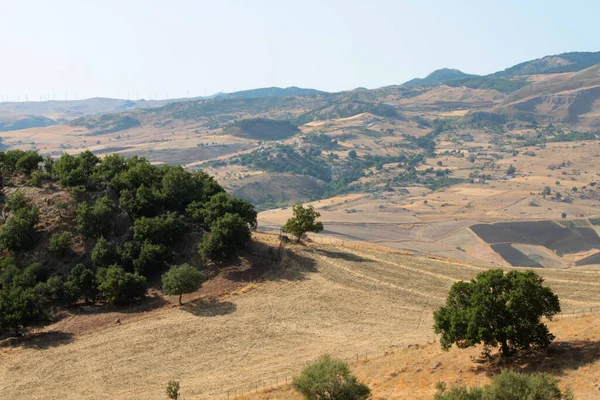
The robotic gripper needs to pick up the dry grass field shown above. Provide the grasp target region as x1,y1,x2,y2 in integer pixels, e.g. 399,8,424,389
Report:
2,233,600,400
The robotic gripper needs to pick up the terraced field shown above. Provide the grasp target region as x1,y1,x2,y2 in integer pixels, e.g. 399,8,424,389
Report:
1,236,600,399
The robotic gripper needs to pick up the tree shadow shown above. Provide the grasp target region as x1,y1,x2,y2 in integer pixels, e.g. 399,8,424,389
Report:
472,339,600,377
225,240,319,283
0,331,74,350
312,248,373,263
76,293,168,315
182,298,237,317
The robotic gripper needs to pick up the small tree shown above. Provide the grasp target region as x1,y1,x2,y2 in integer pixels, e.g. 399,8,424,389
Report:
434,269,560,357
0,207,39,251
293,355,371,400
15,151,43,175
96,265,147,305
67,264,97,303
48,232,73,256
76,196,113,238
282,204,324,242
0,284,46,336
166,380,181,400
506,164,516,175
162,264,204,305
348,150,357,159
200,213,251,262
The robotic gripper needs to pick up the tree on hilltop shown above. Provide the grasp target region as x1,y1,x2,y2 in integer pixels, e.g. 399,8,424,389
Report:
433,269,560,358
282,204,324,242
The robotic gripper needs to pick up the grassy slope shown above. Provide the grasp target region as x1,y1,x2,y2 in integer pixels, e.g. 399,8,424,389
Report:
1,233,599,399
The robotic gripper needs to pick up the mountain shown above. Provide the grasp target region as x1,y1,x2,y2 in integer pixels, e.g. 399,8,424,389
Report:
492,51,600,77
214,86,325,99
495,64,600,127
402,68,476,87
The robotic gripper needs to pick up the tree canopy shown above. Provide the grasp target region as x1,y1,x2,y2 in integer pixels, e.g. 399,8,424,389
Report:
282,204,324,241
434,269,560,357
162,264,204,305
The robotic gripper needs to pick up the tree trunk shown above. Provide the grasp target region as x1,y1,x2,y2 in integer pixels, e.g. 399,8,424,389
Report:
500,338,511,358
178,293,183,306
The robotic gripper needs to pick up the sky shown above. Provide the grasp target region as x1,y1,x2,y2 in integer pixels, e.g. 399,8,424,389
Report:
0,0,599,101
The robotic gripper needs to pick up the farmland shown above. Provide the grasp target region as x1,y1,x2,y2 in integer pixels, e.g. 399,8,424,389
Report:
1,233,600,399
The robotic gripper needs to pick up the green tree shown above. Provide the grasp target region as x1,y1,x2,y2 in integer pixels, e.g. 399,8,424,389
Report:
76,196,113,237
53,151,100,187
0,283,46,336
91,237,118,269
0,207,39,251
293,354,371,400
67,264,98,303
434,269,560,358
186,192,257,228
15,151,43,176
200,213,251,262
542,186,552,196
133,212,186,246
434,369,573,400
348,150,357,159
281,204,324,241
48,232,73,256
96,265,147,305
506,164,516,175
133,241,168,277
162,264,204,305
4,191,29,212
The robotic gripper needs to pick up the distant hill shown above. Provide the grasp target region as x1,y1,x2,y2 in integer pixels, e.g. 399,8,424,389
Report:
230,118,300,140
403,68,476,87
215,86,325,99
492,51,600,77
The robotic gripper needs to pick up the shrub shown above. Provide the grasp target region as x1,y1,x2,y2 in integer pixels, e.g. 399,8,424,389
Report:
200,213,251,262
0,207,39,251
133,212,186,246
91,237,118,269
67,264,97,303
166,380,181,400
434,369,573,400
133,241,168,277
434,269,560,357
53,151,100,187
34,276,77,307
186,192,257,228
162,264,204,305
76,196,113,237
23,262,50,283
281,204,324,241
15,151,43,175
48,232,73,256
119,184,162,217
27,170,51,187
0,284,47,335
5,192,29,212
96,264,147,305
293,354,371,400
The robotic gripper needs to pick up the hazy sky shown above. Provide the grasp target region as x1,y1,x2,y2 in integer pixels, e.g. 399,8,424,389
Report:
1,0,599,101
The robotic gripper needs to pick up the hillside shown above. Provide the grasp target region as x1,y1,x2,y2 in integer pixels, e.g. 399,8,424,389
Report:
1,234,599,399
493,51,600,77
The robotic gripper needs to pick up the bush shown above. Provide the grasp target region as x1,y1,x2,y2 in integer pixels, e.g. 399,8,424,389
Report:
96,264,147,305
133,212,186,246
434,369,573,400
76,196,113,237
5,192,29,212
200,213,251,262
133,241,167,277
0,284,47,335
162,263,203,305
53,151,100,187
34,276,77,307
48,232,73,256
91,237,118,269
15,151,43,175
67,264,97,303
0,207,39,251
186,192,257,228
293,354,370,400
23,262,50,283
434,269,560,357
27,170,49,187
166,380,181,400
